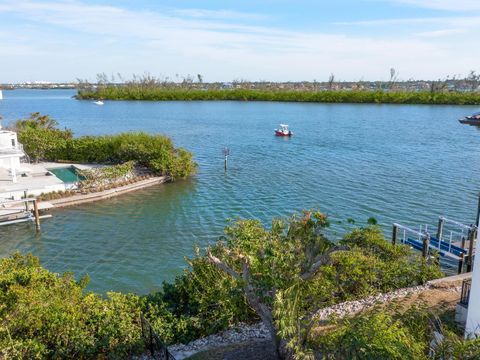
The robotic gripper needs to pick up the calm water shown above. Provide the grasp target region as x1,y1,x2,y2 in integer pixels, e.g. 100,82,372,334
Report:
0,89,479,294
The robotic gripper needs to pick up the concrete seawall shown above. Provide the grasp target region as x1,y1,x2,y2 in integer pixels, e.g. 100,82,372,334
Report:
43,176,169,208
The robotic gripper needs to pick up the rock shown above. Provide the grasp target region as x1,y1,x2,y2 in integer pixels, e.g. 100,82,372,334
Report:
314,284,432,322
169,323,270,360
158,279,463,360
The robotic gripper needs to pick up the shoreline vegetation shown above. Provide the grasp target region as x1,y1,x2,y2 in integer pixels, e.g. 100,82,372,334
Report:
13,112,197,184
78,87,480,105
75,71,480,105
3,210,478,359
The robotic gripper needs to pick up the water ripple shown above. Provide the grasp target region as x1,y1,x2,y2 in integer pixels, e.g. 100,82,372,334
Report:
0,90,479,293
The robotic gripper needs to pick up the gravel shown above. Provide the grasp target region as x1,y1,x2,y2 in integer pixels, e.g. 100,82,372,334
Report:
137,278,462,360
313,283,432,322
169,323,270,360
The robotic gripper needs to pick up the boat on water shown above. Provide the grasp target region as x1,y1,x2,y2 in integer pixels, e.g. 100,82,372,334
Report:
459,112,480,126
275,124,293,136
93,100,104,106
0,89,3,100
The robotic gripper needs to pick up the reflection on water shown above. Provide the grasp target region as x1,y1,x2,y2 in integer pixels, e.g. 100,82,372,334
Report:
0,90,479,293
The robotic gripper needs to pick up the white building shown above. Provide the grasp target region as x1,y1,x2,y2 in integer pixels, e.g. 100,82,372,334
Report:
465,221,480,337
0,121,26,183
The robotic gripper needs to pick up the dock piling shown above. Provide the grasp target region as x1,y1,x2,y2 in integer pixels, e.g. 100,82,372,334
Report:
422,234,430,258
392,224,398,245
476,193,480,226
467,227,475,272
436,217,444,242
33,199,41,231
458,236,467,274
23,190,29,211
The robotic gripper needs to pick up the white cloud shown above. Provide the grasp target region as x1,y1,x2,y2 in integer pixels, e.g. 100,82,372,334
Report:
171,8,268,21
415,28,466,37
0,0,479,82
335,15,480,26
391,0,480,11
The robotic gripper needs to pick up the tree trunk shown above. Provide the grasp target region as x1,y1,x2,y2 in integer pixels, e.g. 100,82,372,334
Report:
244,287,285,358
207,251,288,358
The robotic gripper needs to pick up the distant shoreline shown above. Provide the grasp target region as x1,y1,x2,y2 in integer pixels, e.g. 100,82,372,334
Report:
76,88,480,105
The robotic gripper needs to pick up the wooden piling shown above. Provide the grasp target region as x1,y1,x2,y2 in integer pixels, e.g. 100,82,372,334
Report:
33,199,40,231
392,224,397,245
476,193,480,227
458,236,467,274
436,217,444,241
23,191,29,211
467,228,475,272
422,235,430,258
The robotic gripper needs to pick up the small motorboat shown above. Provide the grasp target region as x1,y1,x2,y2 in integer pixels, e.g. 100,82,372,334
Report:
93,100,104,106
275,124,293,136
459,112,480,125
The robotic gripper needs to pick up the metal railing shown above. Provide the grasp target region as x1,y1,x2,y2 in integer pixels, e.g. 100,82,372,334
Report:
460,278,472,306
140,313,176,360
0,143,24,155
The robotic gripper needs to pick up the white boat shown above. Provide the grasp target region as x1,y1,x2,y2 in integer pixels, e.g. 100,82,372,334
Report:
93,100,104,105
0,90,3,100
274,124,293,136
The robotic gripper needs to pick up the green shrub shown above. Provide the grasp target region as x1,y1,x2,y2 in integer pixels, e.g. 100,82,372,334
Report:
77,87,480,105
174,212,442,356
152,248,254,342
14,113,196,179
311,306,430,359
0,215,446,358
15,113,72,163
434,329,480,359
0,253,145,359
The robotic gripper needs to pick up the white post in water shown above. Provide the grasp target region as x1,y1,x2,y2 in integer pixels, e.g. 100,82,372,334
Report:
222,147,230,171
465,218,480,337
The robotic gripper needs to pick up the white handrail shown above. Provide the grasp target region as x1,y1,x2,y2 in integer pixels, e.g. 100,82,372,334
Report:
394,223,429,238
439,216,475,230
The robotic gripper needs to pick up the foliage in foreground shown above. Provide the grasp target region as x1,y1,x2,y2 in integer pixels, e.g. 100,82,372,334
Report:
0,211,448,359
311,304,432,359
310,305,480,360
0,253,214,359
14,112,196,179
0,253,144,359
77,87,480,105
201,212,443,356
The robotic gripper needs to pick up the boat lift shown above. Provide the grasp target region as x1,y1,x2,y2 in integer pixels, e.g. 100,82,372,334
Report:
436,216,476,271
392,223,433,259
392,215,477,274
0,198,52,230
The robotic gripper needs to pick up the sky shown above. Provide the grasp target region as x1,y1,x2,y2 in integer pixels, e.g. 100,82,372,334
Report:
0,0,479,83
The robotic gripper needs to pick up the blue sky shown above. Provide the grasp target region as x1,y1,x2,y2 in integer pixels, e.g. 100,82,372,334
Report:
1,0,479,82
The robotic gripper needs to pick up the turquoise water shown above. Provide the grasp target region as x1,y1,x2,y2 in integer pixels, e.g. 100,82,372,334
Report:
48,166,83,183
0,89,479,294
